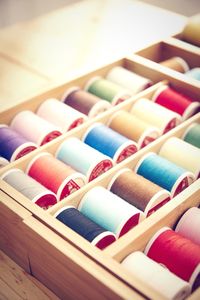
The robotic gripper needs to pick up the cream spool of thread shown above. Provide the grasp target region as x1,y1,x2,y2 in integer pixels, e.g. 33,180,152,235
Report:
108,110,160,148
0,156,8,168
1,168,57,209
82,123,138,163
159,137,200,179
182,14,200,47
56,137,113,182
175,207,200,246
160,57,189,73
78,186,145,238
108,168,171,217
11,110,62,146
26,152,86,200
106,66,152,94
182,123,200,148
130,98,181,134
121,251,191,300
135,152,195,197
144,227,200,290
54,206,116,250
37,98,87,132
61,86,111,118
84,76,132,105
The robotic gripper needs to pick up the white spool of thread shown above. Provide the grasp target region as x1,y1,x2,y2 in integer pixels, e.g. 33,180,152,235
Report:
37,98,88,132
159,137,200,179
11,110,62,145
121,251,191,300
106,66,152,95
130,98,181,134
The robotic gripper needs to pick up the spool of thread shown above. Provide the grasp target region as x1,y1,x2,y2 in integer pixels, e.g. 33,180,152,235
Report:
182,14,200,47
82,123,138,163
37,98,87,132
152,85,200,120
1,168,57,209
26,152,86,200
186,68,200,81
61,87,111,118
144,227,200,289
0,125,37,161
130,98,181,134
0,156,9,168
56,137,113,182
78,186,145,238
182,123,200,148
160,57,189,73
84,76,131,105
175,207,200,246
159,137,200,179
135,152,195,197
121,251,191,300
108,168,171,217
106,66,152,94
11,110,62,146
108,110,160,148
54,206,116,249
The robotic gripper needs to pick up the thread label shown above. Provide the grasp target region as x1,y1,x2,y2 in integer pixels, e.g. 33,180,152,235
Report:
68,118,84,130
89,160,113,181
60,179,81,199
41,131,61,145
141,136,156,148
117,144,137,163
115,95,130,105
174,177,189,197
147,197,171,217
15,145,37,160
163,118,177,134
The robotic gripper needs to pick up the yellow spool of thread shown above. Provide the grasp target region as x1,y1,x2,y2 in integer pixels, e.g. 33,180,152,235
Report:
182,14,200,47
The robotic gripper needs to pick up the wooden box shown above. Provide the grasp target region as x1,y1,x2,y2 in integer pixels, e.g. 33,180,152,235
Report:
0,48,200,299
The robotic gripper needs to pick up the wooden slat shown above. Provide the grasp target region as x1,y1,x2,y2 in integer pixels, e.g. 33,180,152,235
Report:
0,250,59,300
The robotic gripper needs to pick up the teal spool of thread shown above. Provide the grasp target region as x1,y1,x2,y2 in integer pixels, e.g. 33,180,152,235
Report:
182,123,200,148
78,186,145,238
84,76,131,105
186,68,200,81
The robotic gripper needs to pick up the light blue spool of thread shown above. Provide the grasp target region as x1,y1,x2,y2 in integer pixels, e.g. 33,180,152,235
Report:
186,68,200,81
55,137,113,182
78,186,145,238
135,152,195,197
82,123,138,163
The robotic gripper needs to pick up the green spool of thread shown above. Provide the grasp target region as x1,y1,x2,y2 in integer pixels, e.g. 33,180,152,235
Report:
85,76,131,105
182,123,200,148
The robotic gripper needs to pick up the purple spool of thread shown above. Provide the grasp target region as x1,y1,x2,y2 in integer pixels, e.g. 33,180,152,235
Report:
0,125,37,161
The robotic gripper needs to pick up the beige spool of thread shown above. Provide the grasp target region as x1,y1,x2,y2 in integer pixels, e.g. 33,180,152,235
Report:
130,98,181,134
159,137,200,179
108,110,160,148
182,14,200,47
121,251,191,300
160,57,189,73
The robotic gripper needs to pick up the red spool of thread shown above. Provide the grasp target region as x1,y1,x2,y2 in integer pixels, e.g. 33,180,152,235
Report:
145,227,200,290
152,85,200,120
26,152,86,200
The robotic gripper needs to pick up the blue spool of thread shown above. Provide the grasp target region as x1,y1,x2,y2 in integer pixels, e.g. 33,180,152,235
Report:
0,125,37,161
135,152,195,197
78,186,145,238
56,137,113,182
82,123,138,163
54,206,116,249
186,68,200,81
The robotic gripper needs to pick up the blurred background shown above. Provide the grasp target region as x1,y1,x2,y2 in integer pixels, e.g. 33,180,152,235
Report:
0,0,199,28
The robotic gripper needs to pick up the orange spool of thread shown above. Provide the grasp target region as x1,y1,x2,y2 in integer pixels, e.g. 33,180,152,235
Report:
160,57,189,73
26,152,86,200
107,110,159,148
